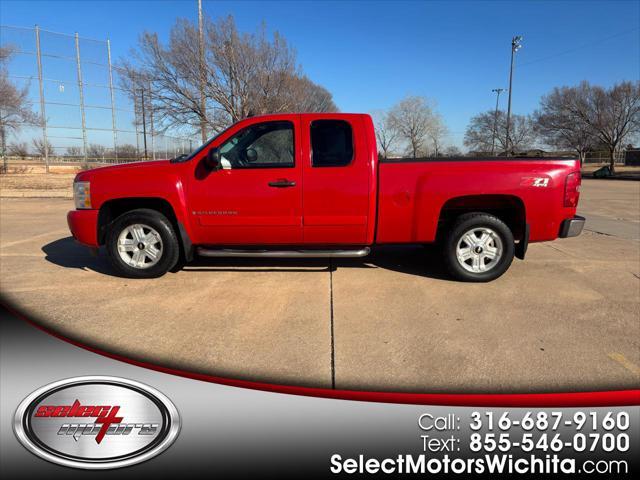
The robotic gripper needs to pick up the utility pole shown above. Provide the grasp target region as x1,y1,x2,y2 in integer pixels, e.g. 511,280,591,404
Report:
140,88,148,160
505,35,522,156
35,26,49,173
107,39,118,162
74,32,89,164
1,113,6,174
198,0,207,143
148,80,155,160
491,88,506,155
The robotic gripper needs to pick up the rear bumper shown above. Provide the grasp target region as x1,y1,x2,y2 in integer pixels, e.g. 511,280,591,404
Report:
67,209,99,247
559,215,585,238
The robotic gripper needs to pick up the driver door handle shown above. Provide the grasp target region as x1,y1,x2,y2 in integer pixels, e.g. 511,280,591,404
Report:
268,179,296,188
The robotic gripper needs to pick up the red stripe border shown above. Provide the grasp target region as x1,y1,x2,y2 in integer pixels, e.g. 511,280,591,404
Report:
4,303,639,408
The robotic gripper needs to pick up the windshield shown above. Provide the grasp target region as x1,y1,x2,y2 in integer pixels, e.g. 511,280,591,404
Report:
172,125,234,163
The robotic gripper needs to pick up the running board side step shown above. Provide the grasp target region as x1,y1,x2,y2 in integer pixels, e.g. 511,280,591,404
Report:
196,247,371,258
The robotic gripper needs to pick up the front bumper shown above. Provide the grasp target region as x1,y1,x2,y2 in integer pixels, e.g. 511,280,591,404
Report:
559,215,585,238
67,209,99,247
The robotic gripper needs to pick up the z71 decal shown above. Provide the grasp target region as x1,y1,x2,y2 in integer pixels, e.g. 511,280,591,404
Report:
520,177,550,188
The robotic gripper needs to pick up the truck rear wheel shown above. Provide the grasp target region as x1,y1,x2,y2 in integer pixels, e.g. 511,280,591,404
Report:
443,213,514,282
106,209,179,278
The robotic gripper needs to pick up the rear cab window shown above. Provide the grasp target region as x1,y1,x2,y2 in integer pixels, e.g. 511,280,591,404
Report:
311,120,354,167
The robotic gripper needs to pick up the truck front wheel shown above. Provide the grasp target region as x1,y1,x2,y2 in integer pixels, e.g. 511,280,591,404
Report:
105,209,180,278
443,213,514,282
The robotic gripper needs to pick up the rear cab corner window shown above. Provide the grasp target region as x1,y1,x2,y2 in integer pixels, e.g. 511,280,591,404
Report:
219,120,295,169
311,119,354,168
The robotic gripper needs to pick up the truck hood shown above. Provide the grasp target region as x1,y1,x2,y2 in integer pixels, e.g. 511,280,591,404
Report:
74,160,174,182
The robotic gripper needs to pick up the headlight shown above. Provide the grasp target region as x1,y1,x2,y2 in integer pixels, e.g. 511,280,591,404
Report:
73,181,91,209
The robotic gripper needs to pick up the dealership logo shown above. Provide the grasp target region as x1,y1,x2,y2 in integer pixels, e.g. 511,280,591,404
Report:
14,376,180,469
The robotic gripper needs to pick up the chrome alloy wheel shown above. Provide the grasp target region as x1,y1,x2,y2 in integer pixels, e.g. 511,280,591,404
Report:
455,227,503,273
117,224,163,269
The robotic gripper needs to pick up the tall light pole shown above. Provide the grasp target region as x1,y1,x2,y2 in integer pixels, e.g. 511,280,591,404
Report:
197,0,207,143
139,88,148,160
491,88,506,155
505,35,522,155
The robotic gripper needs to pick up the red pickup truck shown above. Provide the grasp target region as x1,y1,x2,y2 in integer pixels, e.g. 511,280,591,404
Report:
67,113,584,281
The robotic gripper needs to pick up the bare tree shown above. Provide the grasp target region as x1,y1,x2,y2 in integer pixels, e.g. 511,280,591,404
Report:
87,143,107,160
388,96,440,158
8,142,29,158
372,110,398,159
508,115,538,154
443,145,462,157
116,144,141,162
0,46,10,63
119,26,207,136
427,112,448,156
272,74,338,114
120,15,337,140
464,111,501,153
565,81,640,173
65,146,83,158
32,138,53,158
534,85,595,165
464,110,536,154
1,45,38,172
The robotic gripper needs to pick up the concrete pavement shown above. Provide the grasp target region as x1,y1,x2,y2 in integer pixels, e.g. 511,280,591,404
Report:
0,179,638,392
578,179,640,241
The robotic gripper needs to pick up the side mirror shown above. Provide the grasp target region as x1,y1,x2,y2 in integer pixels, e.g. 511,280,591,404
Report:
245,147,258,163
205,147,220,170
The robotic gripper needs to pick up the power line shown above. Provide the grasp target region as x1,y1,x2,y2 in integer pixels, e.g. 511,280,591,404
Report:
518,27,639,68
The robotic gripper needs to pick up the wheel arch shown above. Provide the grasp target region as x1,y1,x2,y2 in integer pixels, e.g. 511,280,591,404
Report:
97,197,193,261
436,194,526,242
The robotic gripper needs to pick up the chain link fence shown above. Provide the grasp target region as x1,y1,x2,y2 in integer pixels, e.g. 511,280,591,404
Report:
583,150,626,165
1,24,198,172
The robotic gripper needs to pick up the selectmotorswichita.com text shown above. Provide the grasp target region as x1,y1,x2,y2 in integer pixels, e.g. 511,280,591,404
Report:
329,455,628,475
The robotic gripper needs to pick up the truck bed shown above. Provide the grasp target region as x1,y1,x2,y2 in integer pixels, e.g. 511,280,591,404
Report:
376,157,581,244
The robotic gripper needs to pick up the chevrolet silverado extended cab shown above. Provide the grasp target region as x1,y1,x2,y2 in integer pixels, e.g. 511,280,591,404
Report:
67,113,584,281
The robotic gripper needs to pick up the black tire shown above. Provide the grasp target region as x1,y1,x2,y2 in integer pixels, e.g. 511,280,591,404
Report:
105,209,180,278
443,212,515,282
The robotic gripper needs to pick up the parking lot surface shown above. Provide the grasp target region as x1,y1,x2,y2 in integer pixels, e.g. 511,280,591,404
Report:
1,179,638,392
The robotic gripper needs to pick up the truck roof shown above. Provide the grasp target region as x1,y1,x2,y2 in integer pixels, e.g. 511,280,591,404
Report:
243,112,371,121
